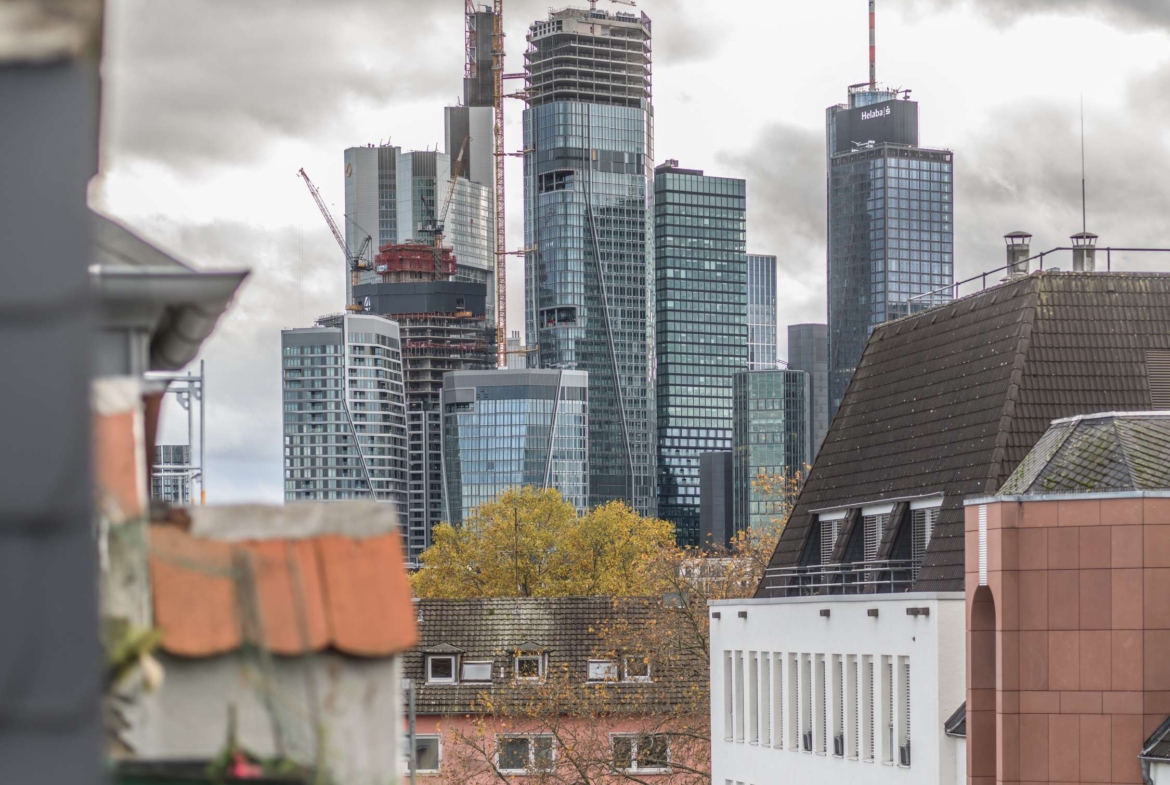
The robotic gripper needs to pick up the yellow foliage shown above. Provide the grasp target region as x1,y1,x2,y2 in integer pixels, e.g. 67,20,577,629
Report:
410,487,676,598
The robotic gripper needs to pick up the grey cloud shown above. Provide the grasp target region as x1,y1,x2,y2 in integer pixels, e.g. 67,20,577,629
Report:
130,216,345,502
102,0,461,171
899,0,1170,30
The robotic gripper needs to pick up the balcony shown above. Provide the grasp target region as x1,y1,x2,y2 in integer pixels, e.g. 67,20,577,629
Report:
759,559,917,598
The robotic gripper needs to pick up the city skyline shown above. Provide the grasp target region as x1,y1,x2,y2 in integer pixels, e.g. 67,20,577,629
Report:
95,0,1170,503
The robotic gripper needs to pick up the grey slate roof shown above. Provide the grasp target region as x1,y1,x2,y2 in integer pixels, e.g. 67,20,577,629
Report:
406,597,703,716
997,412,1170,495
762,272,1170,593
1142,715,1170,761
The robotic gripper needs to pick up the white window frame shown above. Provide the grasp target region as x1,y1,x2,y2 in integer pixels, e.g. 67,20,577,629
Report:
588,659,618,682
514,654,544,681
426,655,457,685
412,734,442,774
496,734,556,774
624,654,652,683
460,659,493,683
611,733,671,774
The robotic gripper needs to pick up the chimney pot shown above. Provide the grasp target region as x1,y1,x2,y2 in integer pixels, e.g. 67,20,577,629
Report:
1004,231,1032,279
1071,231,1098,272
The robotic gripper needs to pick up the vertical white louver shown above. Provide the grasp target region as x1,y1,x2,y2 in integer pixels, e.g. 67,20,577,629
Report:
883,657,894,763
749,653,759,744
903,659,911,747
833,656,844,756
863,656,874,761
723,651,734,740
852,657,860,758
978,504,988,586
817,655,826,754
773,655,784,749
910,507,938,579
820,519,839,565
863,514,888,562
760,653,771,747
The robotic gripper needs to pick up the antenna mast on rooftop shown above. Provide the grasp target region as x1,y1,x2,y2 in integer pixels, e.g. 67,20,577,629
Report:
869,0,877,87
1080,93,1087,233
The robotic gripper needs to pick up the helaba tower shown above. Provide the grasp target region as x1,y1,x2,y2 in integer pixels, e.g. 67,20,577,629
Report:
826,1,954,417
522,6,656,516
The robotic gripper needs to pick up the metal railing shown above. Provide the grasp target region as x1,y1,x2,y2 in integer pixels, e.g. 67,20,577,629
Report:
909,246,1170,305
760,559,917,598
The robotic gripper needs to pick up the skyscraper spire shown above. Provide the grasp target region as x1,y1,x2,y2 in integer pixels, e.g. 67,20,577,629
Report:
869,0,876,87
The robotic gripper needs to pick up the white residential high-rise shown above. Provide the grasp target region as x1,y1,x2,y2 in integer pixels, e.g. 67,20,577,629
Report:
281,313,407,507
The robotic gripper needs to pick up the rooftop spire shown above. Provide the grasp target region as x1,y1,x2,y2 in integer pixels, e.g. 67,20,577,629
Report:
869,0,876,88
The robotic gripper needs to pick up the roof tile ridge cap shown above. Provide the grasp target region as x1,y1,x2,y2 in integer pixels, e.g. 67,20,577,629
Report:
312,538,337,648
1110,417,1139,491
983,287,1040,494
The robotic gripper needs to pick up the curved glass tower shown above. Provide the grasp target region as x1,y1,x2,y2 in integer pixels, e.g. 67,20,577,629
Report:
522,7,656,516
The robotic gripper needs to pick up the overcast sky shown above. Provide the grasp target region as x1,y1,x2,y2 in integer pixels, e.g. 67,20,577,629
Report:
94,0,1170,504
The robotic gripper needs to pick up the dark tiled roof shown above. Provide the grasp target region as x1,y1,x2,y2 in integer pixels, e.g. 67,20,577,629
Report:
762,272,1170,592
998,413,1170,495
1142,715,1170,761
406,597,704,716
943,702,966,738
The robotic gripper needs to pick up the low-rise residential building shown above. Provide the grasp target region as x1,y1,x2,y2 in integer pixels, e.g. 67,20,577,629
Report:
405,597,706,782
710,270,1170,785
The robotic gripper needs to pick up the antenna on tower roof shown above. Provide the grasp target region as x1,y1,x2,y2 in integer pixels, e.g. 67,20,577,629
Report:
1080,92,1087,234
869,0,876,88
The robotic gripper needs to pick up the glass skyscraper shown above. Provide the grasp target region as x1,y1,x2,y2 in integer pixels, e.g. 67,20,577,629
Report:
281,314,407,506
522,7,656,516
654,160,747,545
441,369,589,524
732,369,810,534
747,254,778,370
787,323,829,459
826,86,953,414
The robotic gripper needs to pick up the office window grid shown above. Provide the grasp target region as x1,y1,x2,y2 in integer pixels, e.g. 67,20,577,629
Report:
721,648,911,769
747,254,778,370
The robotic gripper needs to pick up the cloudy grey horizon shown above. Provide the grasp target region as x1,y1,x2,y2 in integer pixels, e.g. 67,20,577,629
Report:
94,0,1170,504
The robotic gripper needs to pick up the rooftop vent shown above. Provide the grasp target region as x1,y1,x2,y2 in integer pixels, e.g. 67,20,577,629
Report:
1071,231,1098,272
1004,231,1032,279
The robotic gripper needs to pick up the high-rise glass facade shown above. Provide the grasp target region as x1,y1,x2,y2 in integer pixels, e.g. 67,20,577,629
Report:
826,89,953,415
441,369,589,524
787,323,829,459
281,314,407,507
747,254,778,370
654,161,746,545
732,369,810,534
343,145,399,303
522,7,656,516
151,444,191,505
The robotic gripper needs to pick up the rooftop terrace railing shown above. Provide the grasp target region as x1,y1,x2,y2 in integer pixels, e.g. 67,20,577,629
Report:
909,246,1170,305
759,559,917,598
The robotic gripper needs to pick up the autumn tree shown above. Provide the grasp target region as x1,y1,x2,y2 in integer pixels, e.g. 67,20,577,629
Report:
411,487,676,599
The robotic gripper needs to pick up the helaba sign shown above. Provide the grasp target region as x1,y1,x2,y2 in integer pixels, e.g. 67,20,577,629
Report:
861,106,892,121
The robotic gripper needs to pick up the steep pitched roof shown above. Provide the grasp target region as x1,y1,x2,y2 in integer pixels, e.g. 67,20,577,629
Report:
997,412,1170,495
762,272,1170,592
1142,715,1170,761
148,510,416,658
406,597,704,716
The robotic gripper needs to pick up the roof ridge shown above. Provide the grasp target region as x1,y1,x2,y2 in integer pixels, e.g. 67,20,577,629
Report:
982,279,1041,493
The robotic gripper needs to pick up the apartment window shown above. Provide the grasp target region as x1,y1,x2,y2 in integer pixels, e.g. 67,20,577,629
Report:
787,653,799,750
461,660,492,682
847,655,859,759
748,653,759,744
589,659,618,682
734,651,745,742
624,655,651,682
882,656,894,764
427,655,456,684
497,736,555,773
760,653,772,747
413,735,441,774
862,655,874,762
723,651,734,741
612,734,669,773
515,655,544,680
801,655,812,752
833,655,844,757
899,657,912,767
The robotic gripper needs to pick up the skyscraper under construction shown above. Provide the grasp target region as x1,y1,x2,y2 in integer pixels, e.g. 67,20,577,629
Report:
522,6,656,517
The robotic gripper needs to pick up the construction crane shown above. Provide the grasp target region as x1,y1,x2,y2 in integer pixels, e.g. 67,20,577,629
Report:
296,168,371,311
420,135,469,277
491,0,506,367
588,0,635,9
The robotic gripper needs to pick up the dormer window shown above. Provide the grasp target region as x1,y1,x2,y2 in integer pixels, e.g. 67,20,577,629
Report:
588,659,618,682
623,655,651,682
461,660,493,682
515,655,544,680
427,655,456,684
